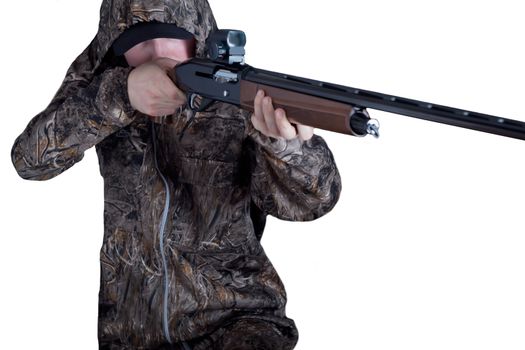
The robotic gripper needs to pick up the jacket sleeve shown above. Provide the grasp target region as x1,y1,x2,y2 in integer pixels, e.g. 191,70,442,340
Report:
247,121,342,221
11,66,135,181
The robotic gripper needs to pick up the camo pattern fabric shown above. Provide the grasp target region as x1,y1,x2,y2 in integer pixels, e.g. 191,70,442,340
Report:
11,1,342,349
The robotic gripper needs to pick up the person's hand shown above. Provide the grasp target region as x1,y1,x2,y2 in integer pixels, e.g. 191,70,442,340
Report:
251,89,314,141
127,57,186,116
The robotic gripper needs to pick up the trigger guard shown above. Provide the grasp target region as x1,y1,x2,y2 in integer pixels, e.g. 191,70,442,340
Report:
188,92,214,112
188,93,214,112
188,93,200,111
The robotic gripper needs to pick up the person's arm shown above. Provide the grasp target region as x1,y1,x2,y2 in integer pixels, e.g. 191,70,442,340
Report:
247,91,342,221
11,65,135,181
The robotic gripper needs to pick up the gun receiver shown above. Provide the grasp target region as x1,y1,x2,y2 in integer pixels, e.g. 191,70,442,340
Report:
173,29,525,141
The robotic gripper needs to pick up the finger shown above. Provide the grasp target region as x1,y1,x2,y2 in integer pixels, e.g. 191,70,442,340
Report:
296,124,315,141
154,57,180,71
275,108,297,140
155,100,182,110
251,114,267,134
158,74,185,101
155,58,183,92
146,102,178,116
149,93,187,116
253,90,264,119
171,85,186,103
262,96,279,137
252,90,268,134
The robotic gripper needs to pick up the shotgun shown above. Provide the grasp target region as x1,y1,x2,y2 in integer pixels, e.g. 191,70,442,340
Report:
172,29,525,141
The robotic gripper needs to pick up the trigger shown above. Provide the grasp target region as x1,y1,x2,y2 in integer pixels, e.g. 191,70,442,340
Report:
188,93,214,112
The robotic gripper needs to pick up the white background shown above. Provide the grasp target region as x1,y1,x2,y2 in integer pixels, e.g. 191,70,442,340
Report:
1,0,524,349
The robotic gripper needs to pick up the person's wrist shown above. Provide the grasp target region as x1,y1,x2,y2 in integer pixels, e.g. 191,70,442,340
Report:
122,66,137,115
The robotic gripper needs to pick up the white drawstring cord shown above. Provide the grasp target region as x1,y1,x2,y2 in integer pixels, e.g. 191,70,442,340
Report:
151,120,192,349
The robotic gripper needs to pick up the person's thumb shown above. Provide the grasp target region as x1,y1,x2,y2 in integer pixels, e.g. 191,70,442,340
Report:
154,57,180,71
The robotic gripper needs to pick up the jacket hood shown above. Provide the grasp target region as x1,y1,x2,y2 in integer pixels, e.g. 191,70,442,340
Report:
66,0,217,84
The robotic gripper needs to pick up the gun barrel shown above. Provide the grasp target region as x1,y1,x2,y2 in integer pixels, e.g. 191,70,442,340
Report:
242,67,525,141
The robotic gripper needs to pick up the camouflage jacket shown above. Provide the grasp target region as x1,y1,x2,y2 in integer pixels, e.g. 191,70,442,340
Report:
11,1,341,349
